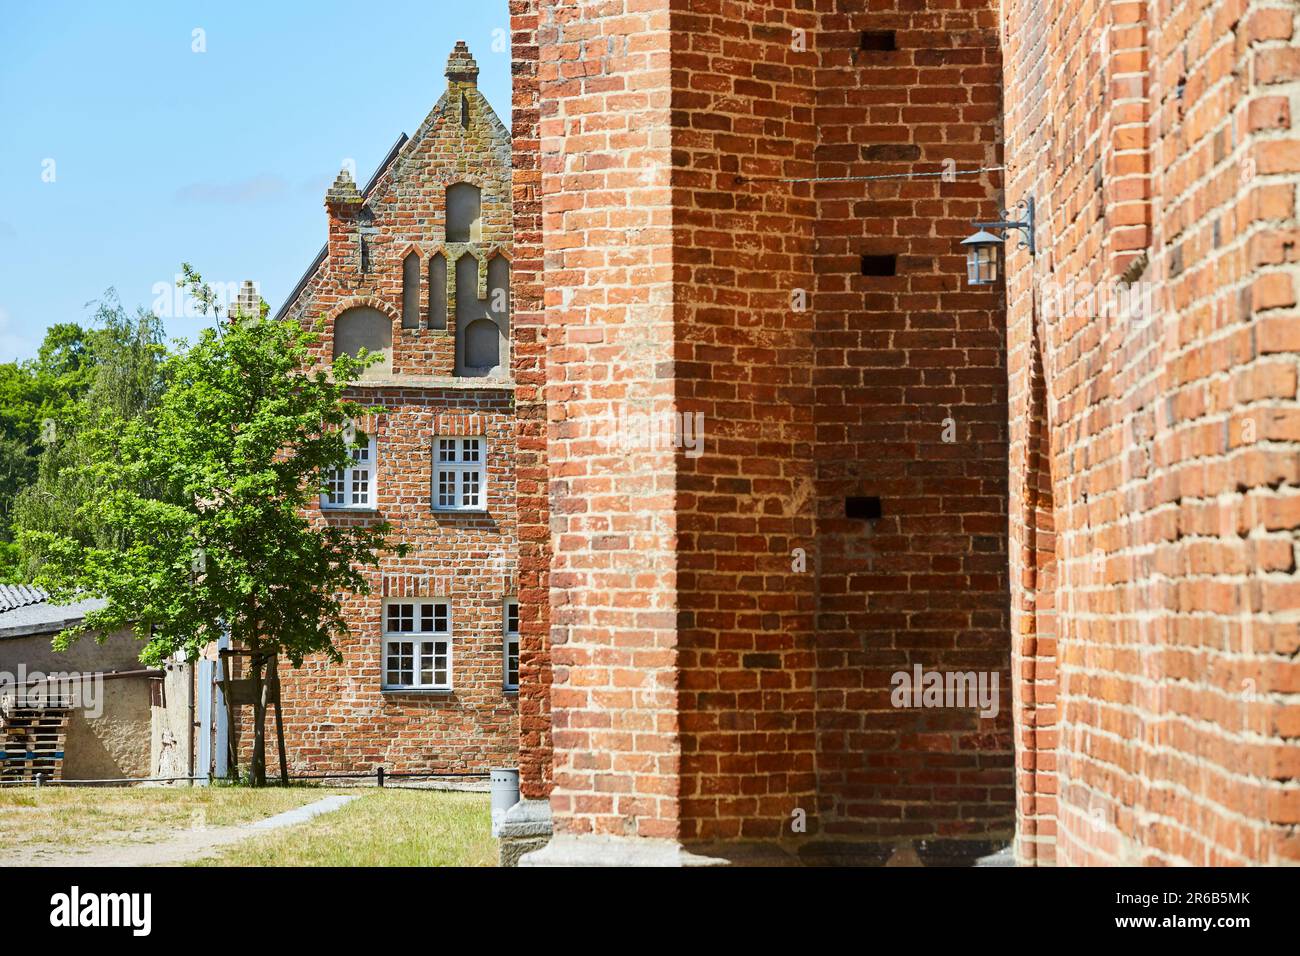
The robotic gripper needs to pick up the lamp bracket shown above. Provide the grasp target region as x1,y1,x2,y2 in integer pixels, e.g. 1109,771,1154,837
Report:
974,196,1035,256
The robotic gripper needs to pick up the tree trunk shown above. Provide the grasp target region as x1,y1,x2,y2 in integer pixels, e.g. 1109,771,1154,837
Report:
249,637,268,787
271,655,289,786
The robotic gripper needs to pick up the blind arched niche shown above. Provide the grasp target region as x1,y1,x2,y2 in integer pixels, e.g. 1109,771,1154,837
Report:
446,183,482,243
333,306,393,377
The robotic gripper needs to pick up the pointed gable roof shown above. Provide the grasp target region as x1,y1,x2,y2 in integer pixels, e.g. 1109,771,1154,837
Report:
274,41,510,324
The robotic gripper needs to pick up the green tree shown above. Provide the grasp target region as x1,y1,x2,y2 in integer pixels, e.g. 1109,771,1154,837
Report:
11,297,169,573
25,267,402,785
0,296,171,584
0,322,94,542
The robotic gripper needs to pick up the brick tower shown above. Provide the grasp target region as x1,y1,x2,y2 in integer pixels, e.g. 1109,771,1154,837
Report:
506,0,1300,867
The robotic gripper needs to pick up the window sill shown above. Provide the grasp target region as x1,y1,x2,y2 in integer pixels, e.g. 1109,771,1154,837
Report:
381,687,454,696
347,375,515,390
430,508,489,516
321,507,383,515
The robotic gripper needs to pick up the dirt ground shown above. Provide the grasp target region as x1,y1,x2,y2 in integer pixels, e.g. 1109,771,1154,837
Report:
0,785,347,867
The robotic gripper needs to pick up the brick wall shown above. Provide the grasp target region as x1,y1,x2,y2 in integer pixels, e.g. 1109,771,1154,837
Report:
671,0,820,845
510,0,554,801
810,2,1012,847
1003,0,1300,864
273,391,518,774
533,0,682,840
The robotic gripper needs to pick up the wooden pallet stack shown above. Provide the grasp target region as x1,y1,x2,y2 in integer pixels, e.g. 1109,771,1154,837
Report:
0,696,71,783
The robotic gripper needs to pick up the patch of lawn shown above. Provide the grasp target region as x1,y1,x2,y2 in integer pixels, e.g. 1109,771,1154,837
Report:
195,788,496,867
0,785,337,849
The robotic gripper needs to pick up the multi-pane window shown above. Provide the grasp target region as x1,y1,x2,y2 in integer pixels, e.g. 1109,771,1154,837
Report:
383,600,451,690
504,599,520,691
433,437,485,511
322,437,376,510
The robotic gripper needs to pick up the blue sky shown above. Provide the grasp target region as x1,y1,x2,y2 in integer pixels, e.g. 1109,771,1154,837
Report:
0,0,512,362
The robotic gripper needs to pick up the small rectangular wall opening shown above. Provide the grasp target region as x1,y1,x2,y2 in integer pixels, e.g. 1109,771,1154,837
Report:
846,496,883,520
861,31,897,52
861,255,897,277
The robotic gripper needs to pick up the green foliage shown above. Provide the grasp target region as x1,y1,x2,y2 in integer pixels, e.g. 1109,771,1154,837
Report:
0,323,95,541
0,540,20,582
0,294,171,586
23,270,402,680
10,296,169,571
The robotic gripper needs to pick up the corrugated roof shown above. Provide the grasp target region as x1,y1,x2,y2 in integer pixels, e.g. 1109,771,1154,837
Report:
0,585,111,638
0,593,107,639
0,584,48,613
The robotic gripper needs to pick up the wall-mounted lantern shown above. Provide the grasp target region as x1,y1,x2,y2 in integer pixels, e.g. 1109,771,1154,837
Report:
961,230,1003,285
961,196,1035,286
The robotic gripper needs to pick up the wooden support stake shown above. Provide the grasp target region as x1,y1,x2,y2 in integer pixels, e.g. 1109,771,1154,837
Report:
219,650,239,781
271,655,288,787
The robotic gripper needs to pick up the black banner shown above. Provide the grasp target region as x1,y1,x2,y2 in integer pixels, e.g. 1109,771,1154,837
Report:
1,863,1281,944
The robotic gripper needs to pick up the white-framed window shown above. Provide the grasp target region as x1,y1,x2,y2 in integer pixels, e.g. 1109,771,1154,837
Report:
382,600,451,690
433,437,485,511
322,436,377,510
504,599,519,691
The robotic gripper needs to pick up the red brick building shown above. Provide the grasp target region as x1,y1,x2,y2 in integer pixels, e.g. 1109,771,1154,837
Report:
269,42,520,776
501,0,1300,866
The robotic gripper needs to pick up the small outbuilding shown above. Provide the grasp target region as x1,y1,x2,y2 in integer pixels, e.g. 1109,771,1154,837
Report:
0,585,192,782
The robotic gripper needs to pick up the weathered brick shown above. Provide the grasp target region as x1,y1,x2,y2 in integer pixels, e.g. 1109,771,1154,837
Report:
1004,0,1300,865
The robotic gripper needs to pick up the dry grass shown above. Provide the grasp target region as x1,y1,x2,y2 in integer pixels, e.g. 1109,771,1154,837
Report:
195,788,497,867
0,784,336,849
